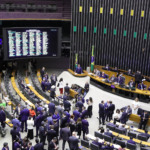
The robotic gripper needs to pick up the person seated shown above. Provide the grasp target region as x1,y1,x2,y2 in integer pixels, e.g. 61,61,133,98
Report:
117,124,127,134
127,136,136,145
103,142,114,150
109,75,117,83
94,69,101,76
113,109,121,124
138,82,146,90
116,76,125,86
103,64,110,70
100,72,107,79
98,126,105,134
92,137,104,149
127,79,135,89
104,128,114,138
138,130,150,141
75,64,83,74
124,69,133,76
111,67,118,72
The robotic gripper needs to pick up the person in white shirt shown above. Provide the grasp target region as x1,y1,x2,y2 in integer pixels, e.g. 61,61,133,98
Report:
27,117,34,139
113,109,121,124
58,78,64,95
132,98,140,114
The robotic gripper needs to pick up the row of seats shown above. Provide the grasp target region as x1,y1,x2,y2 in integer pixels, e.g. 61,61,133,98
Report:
0,4,57,12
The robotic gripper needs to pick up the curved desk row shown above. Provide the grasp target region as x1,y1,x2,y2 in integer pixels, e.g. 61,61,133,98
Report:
25,77,50,104
68,69,88,77
11,72,35,108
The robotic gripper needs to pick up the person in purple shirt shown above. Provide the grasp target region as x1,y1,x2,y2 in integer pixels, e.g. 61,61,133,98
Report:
0,107,6,128
76,99,83,113
52,111,60,123
2,142,9,150
73,107,80,122
75,64,83,74
81,107,88,119
20,107,29,132
100,72,107,78
127,136,136,145
12,116,21,132
82,116,89,140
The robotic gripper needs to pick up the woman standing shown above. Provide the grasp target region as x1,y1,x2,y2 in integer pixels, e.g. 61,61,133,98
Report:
76,118,82,139
132,98,140,114
87,97,93,118
58,78,64,95
27,117,34,140
113,109,121,124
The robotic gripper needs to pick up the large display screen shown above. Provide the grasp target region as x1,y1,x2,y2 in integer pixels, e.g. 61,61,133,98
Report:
3,27,61,59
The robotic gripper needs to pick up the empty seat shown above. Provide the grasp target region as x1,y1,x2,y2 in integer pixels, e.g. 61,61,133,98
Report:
94,131,103,139
90,143,99,150
115,128,126,134
103,134,112,142
126,143,136,150
106,124,116,131
128,131,137,138
137,135,148,141
115,139,126,148
81,139,90,148
141,147,150,150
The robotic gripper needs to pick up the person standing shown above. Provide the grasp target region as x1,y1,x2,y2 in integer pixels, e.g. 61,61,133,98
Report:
51,74,57,86
2,142,9,150
132,98,140,114
76,118,82,139
48,101,55,115
12,116,21,132
99,101,105,125
84,82,89,97
60,123,71,150
27,117,34,140
68,132,79,150
0,107,6,128
34,138,44,150
49,137,59,150
87,97,93,118
58,78,64,95
64,83,70,95
82,116,89,140
27,142,34,150
139,111,149,130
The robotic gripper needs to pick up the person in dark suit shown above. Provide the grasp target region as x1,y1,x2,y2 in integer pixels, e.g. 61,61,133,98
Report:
27,142,34,150
109,75,117,83
2,142,9,150
94,69,101,76
124,69,133,76
64,83,70,95
40,67,45,80
64,100,71,112
10,126,20,142
100,72,107,78
60,123,71,150
82,116,89,140
34,138,43,150
68,132,79,150
135,71,142,87
84,82,89,97
75,64,83,74
128,79,135,89
13,138,21,150
108,101,115,121
12,116,21,132
50,74,57,86
60,113,68,128
20,107,29,132
47,125,57,144
39,123,46,145
139,111,149,130
0,107,6,128
49,137,59,150
76,99,83,113
48,101,55,115
73,107,80,122
50,86,56,99
138,82,146,90
104,64,110,70
13,104,21,116
92,138,103,149
127,136,136,145
81,107,88,119
123,105,132,121
99,100,105,125
120,109,127,124
116,76,124,86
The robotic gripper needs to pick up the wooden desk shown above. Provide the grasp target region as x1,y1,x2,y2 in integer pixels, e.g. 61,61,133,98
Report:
68,69,88,77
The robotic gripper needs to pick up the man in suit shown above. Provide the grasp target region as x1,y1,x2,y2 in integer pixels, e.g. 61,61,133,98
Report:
94,69,101,76
50,86,56,99
75,64,83,74
127,136,136,145
27,142,34,150
60,123,71,150
100,72,107,78
34,138,44,150
47,113,53,125
82,116,89,140
56,103,64,119
48,101,55,115
138,82,146,90
2,142,9,150
51,74,57,86
20,107,29,132
60,113,68,128
12,116,21,132
73,107,80,122
47,125,57,145
13,138,21,150
99,100,105,125
40,67,45,80
34,112,43,137
64,100,71,112
68,132,79,150
84,82,89,97
109,75,117,83
64,83,70,95
13,104,21,116
139,111,149,130
0,107,6,128
108,101,115,121
124,105,132,121
76,99,83,113
117,76,124,86
128,79,135,89
120,109,127,124
39,123,46,145
52,111,60,123
81,107,88,119
135,71,142,86
41,80,46,92
49,137,59,150
92,138,103,149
